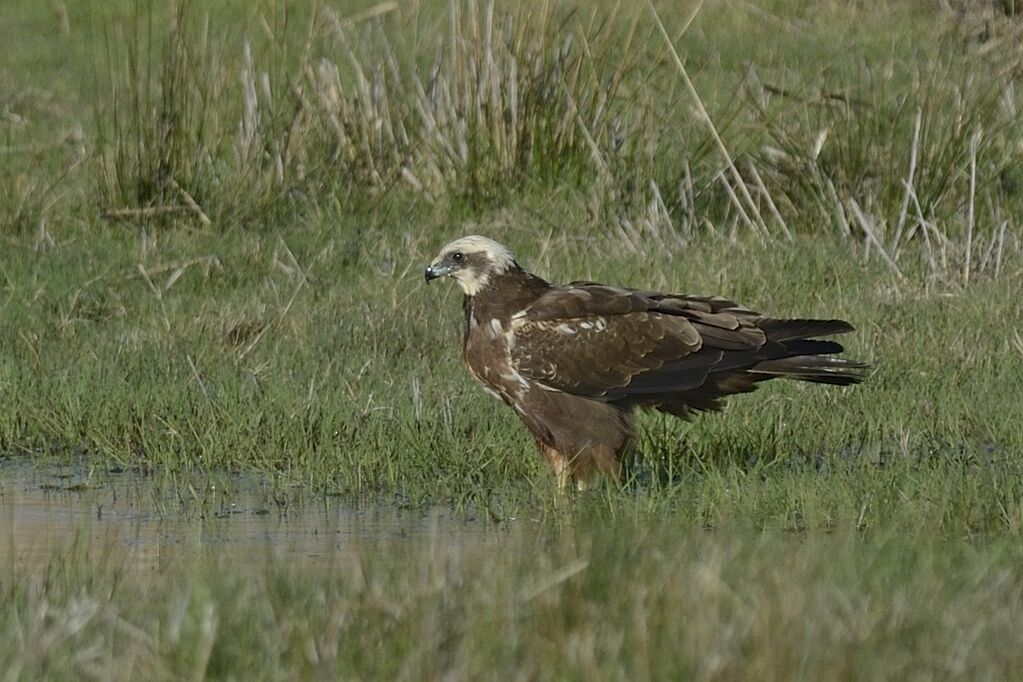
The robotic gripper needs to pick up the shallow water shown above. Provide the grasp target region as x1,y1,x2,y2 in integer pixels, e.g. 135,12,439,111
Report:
0,458,493,571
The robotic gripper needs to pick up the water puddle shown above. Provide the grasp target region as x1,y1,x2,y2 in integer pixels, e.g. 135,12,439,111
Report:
0,457,495,571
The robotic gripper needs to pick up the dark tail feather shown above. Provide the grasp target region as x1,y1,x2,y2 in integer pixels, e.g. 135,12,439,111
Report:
752,318,867,385
749,355,869,385
758,318,854,342
780,338,845,356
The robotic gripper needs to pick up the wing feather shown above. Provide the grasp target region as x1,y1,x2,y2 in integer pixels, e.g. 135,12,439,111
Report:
508,282,861,405
513,311,696,396
511,285,718,398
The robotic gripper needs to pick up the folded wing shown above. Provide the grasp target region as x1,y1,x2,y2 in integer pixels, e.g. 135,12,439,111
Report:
509,283,866,415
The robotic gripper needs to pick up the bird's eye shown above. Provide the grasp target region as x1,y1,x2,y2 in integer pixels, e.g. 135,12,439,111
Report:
451,252,465,263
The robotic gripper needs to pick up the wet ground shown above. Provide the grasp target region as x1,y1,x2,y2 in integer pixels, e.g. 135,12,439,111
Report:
0,458,493,570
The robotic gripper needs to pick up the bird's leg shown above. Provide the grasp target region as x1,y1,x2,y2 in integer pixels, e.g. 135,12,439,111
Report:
539,442,572,490
570,445,622,491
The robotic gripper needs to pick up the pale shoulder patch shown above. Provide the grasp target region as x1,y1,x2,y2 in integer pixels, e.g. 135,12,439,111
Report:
524,316,609,335
510,308,529,330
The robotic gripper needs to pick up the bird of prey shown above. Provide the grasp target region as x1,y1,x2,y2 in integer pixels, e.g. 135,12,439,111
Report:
425,236,867,489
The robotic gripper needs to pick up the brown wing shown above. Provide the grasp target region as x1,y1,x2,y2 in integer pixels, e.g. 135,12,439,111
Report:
510,281,864,414
509,284,770,400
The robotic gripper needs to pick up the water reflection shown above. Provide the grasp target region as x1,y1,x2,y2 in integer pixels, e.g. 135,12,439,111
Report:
0,458,493,570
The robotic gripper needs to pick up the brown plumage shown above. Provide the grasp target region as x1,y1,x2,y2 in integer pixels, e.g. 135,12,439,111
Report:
426,236,868,489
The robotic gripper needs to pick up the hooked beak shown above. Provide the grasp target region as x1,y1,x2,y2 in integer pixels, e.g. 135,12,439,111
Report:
424,263,451,282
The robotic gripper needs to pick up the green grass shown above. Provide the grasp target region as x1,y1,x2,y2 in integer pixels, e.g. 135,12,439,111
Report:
3,0,1023,677
5,524,1023,679
2,220,1020,529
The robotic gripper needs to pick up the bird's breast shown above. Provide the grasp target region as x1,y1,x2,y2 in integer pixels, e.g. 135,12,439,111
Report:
463,315,528,404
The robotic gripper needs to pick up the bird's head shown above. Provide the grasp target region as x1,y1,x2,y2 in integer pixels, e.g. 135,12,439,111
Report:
425,235,517,296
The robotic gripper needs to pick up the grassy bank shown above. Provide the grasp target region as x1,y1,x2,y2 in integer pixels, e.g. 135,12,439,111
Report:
0,0,1020,521
2,223,1022,530
3,0,1023,677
